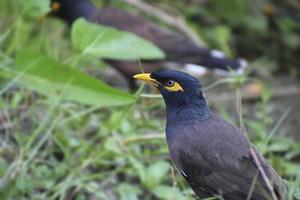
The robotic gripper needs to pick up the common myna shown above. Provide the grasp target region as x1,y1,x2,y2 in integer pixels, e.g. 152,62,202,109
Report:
51,0,247,88
134,70,287,200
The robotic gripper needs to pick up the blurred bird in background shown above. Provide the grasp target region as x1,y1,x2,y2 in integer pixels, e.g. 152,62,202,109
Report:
51,0,247,88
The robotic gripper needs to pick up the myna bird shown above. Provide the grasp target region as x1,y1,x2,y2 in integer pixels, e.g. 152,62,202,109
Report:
134,70,287,200
51,0,247,88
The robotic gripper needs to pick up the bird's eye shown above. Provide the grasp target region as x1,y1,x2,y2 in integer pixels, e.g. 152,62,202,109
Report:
164,80,175,87
162,80,184,92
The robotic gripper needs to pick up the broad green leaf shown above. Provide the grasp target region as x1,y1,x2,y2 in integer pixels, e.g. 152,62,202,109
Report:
117,184,141,200
268,143,290,152
152,185,185,200
143,161,170,189
71,18,165,60
21,0,51,18
129,157,146,184
15,51,136,106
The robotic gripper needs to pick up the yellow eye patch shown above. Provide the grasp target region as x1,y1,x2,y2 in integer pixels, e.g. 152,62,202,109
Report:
164,81,184,92
51,2,61,12
133,73,184,92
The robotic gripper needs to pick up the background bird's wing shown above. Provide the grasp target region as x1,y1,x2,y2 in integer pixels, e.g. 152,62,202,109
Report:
93,8,209,58
91,7,244,70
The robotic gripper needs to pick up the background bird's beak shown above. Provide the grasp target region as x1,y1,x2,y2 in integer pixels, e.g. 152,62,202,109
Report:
133,73,159,86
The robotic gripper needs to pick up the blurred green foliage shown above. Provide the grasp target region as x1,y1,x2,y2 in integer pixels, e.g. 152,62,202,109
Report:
0,0,299,199
1,1,164,107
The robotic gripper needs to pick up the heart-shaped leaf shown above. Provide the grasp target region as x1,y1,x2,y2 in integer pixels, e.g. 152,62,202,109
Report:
71,18,165,60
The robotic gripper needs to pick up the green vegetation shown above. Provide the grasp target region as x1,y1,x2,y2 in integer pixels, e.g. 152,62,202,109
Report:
0,0,299,199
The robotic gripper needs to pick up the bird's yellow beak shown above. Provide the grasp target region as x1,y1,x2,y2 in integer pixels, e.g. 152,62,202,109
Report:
133,73,158,85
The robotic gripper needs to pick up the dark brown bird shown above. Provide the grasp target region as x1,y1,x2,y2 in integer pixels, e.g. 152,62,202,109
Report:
134,70,287,200
51,0,247,88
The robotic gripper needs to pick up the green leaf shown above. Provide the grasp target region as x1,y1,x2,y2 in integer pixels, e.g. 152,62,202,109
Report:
15,51,136,106
294,190,300,200
117,184,141,200
210,0,247,25
104,138,122,154
21,0,51,18
0,158,8,177
214,26,231,56
129,157,146,184
143,161,170,189
152,185,185,200
280,161,299,176
85,182,111,199
71,18,165,60
244,15,268,32
203,26,232,56
268,142,290,152
75,193,86,200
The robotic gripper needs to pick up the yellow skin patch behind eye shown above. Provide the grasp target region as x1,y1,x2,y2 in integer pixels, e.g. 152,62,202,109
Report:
133,73,184,92
51,2,61,12
164,82,184,92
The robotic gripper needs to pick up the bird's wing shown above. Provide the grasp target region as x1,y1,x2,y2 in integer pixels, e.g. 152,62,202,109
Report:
171,115,286,199
249,146,288,199
176,147,272,199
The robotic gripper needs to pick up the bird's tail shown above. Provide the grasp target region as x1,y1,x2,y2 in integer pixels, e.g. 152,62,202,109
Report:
184,49,248,76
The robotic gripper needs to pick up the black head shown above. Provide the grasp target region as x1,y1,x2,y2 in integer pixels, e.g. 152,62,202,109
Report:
51,0,96,24
134,70,210,122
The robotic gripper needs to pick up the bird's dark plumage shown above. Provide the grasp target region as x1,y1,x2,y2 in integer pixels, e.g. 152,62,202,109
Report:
51,0,247,87
134,70,287,200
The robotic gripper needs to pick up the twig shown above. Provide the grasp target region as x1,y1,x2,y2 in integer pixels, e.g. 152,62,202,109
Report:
122,0,204,46
246,170,259,200
170,165,177,187
207,85,300,103
250,148,278,200
123,133,164,145
235,87,245,133
265,107,291,144
112,131,129,152
0,151,24,189
140,93,161,98
139,85,300,101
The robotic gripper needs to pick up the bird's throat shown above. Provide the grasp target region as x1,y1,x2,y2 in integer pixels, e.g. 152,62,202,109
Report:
166,103,211,125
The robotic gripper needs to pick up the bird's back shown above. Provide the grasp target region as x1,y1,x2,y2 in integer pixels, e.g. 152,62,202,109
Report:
167,114,287,200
